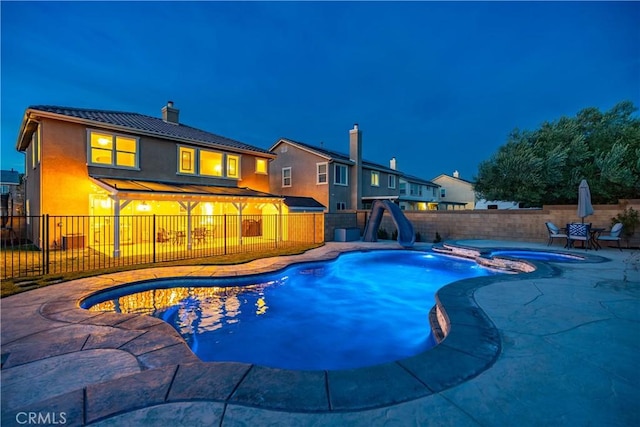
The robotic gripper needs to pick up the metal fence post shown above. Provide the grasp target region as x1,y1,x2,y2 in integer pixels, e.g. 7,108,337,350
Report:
43,214,49,275
223,214,227,255
153,214,156,264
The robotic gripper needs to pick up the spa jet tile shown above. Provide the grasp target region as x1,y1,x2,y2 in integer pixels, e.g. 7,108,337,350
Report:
136,343,199,370
398,345,495,393
167,362,251,401
85,366,177,424
229,366,328,411
1,388,85,427
327,362,430,410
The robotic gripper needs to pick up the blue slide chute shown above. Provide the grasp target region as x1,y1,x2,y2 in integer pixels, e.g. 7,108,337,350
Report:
362,200,415,248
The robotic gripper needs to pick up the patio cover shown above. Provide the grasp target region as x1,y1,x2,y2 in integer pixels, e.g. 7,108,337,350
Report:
91,177,283,203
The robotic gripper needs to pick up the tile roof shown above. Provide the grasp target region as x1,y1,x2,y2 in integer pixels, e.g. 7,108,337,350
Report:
400,173,438,187
282,196,325,210
277,138,397,173
28,105,272,155
0,170,21,185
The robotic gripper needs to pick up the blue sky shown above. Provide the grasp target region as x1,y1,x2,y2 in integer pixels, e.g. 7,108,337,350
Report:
2,1,638,181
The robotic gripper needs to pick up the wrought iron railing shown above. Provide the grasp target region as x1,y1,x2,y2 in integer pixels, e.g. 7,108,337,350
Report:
1,213,323,280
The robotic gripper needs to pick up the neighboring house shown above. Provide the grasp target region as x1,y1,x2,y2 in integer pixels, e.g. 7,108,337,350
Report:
389,158,440,211
268,125,402,213
15,102,291,253
1,169,24,218
431,171,475,210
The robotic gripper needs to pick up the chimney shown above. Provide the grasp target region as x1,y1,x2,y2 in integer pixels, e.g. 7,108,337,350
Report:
162,100,179,124
453,170,459,178
349,123,362,210
390,157,397,170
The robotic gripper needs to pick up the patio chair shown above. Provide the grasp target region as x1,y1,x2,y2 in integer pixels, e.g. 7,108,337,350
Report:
192,227,207,245
545,222,567,246
566,223,591,250
156,228,170,243
596,223,623,251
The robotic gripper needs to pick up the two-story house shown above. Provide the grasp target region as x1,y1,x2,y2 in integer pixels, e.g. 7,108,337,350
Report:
268,125,402,213
1,169,23,219
15,102,300,254
431,171,476,210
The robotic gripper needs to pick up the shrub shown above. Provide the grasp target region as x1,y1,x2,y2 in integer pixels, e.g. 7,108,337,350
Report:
377,228,389,240
433,232,442,243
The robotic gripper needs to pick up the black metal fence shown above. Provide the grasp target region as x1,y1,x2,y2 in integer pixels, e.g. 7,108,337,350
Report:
1,213,323,280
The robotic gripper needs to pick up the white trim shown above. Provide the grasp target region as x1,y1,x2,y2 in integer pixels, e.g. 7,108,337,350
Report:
316,162,328,185
282,167,292,187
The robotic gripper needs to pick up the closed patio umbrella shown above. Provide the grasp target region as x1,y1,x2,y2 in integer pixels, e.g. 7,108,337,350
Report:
577,179,594,223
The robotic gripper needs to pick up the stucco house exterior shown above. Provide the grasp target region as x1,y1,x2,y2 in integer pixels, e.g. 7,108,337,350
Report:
432,171,476,210
268,125,404,213
397,172,440,211
15,102,314,254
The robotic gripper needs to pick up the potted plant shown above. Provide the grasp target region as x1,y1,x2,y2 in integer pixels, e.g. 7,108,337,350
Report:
611,207,639,248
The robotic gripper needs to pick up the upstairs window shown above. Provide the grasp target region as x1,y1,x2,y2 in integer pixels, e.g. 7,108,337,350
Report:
255,158,268,174
371,171,380,187
440,188,446,198
317,162,328,184
89,130,138,168
200,150,223,177
227,154,240,178
334,164,348,186
388,175,396,189
282,167,292,187
179,146,195,174
31,128,41,169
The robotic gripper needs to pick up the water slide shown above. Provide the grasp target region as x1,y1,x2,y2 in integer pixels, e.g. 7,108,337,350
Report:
362,200,415,248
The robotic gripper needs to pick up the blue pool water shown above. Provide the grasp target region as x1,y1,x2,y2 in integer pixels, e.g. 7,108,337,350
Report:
83,250,502,370
489,250,585,262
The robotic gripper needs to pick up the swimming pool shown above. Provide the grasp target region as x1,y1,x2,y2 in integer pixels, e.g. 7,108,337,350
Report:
82,250,503,370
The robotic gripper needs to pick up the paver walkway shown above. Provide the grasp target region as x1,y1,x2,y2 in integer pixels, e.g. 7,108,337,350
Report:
1,240,638,426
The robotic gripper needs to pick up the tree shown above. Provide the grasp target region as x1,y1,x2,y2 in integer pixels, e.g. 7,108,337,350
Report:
474,101,640,207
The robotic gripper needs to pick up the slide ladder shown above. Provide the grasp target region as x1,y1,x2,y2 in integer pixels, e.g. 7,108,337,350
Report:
362,200,415,248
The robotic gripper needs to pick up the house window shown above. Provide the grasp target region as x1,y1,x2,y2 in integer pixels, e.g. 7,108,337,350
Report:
0,185,8,194
371,171,380,187
255,158,268,174
179,146,195,174
227,154,240,178
388,175,396,189
200,150,223,177
337,201,347,210
282,167,292,187
399,182,406,195
89,130,138,168
410,183,422,196
31,128,40,169
317,162,328,184
334,164,348,185
440,188,446,198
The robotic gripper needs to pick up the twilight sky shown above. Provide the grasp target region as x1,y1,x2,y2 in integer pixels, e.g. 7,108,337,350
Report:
1,1,638,182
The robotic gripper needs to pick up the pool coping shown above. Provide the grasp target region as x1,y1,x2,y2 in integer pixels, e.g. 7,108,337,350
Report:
1,241,610,423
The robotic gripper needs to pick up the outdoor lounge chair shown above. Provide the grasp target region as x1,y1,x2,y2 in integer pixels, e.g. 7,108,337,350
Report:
567,223,591,250
545,222,567,246
596,223,623,251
